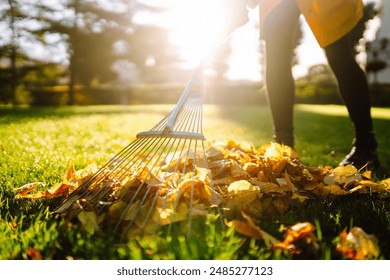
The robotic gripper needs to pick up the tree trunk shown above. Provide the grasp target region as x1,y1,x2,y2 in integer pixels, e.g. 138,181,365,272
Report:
68,60,76,105
8,0,18,104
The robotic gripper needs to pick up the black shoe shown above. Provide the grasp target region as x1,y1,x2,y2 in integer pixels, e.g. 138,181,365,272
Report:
274,132,295,148
339,134,380,170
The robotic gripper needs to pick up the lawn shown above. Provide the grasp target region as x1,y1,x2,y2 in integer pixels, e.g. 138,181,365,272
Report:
1,104,390,260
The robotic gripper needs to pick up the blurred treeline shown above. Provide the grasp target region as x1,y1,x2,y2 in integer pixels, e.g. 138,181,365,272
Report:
0,0,389,106
0,0,219,106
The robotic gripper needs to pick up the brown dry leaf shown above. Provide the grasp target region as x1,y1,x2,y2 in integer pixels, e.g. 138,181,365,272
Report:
254,181,290,194
206,144,225,161
225,219,264,240
225,211,280,244
16,164,98,199
279,171,296,192
14,182,46,198
209,159,231,178
268,157,288,173
177,177,216,205
274,222,317,253
228,160,247,179
62,164,76,181
241,211,280,245
15,182,74,199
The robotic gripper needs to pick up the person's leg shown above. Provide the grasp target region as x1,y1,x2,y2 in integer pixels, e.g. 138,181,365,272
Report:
262,1,301,147
324,33,380,169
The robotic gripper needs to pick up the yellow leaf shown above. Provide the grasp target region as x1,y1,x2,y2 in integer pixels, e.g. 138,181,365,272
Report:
379,178,390,191
319,185,349,196
346,227,380,259
239,141,254,153
324,165,358,186
108,200,141,221
243,162,259,177
255,181,290,194
263,142,298,159
157,202,189,225
227,180,260,204
349,180,378,194
77,211,101,234
291,193,309,203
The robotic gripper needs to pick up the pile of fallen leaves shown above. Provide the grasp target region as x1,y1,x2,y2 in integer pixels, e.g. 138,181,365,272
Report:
15,139,389,259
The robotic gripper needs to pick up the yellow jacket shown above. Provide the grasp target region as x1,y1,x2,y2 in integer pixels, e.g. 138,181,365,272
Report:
259,0,363,47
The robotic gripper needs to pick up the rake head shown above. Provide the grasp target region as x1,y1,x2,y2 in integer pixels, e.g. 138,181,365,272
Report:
53,65,223,237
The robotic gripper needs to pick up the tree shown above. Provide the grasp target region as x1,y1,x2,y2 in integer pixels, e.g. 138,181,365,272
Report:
0,0,47,104
38,0,132,105
366,38,388,84
350,1,380,55
122,24,181,83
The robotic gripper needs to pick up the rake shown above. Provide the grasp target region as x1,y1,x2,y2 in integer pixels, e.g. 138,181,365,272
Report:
53,60,224,236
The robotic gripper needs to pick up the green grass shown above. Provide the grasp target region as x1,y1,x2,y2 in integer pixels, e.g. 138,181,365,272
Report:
1,104,390,260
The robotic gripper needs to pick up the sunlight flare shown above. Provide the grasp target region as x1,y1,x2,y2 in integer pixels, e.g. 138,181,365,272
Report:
167,0,237,67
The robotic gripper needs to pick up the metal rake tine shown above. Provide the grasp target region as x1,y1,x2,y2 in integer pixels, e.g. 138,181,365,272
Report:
76,136,158,214
92,136,164,209
52,136,148,213
114,136,177,232
201,141,224,228
164,138,200,235
137,137,187,234
161,137,192,235
186,139,198,236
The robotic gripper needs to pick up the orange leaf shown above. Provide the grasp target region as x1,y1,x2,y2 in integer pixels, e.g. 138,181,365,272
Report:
274,222,316,252
26,247,42,260
225,219,264,240
62,164,76,182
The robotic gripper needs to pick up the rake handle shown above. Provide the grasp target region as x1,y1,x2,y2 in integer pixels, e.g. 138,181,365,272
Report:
163,62,205,134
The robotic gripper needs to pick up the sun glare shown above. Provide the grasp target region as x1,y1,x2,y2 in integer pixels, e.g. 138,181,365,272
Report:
167,0,231,68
